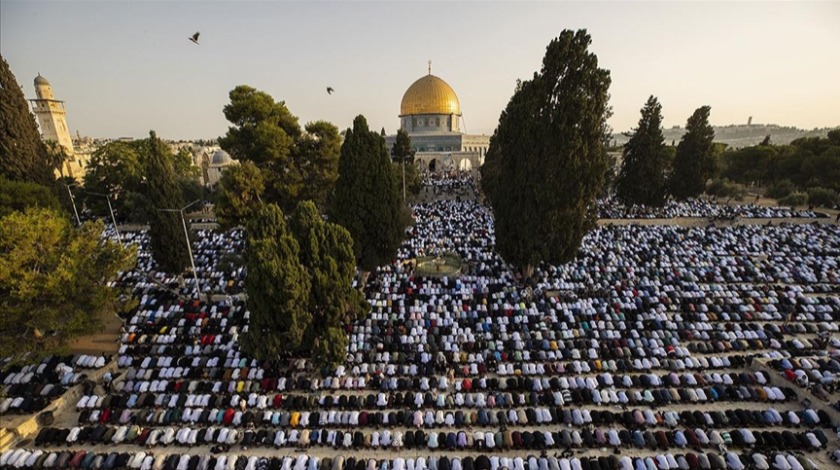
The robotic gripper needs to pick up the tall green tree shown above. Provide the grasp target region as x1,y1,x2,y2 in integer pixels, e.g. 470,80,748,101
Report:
82,141,146,220
331,115,405,275
0,54,54,186
670,106,715,199
219,86,341,213
0,207,136,361
145,131,190,275
481,29,612,276
219,85,301,211
615,96,670,206
297,120,341,210
240,203,311,360
83,140,202,223
290,201,367,366
392,128,419,199
214,160,266,230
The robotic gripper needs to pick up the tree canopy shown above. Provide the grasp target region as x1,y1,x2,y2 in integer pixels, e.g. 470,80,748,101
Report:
720,129,840,192
481,29,612,275
214,160,265,230
82,139,202,223
241,200,367,367
240,203,311,360
330,115,406,274
615,96,670,207
219,86,340,214
0,54,54,186
391,128,420,199
0,176,61,218
289,201,367,366
670,106,715,200
0,207,136,361
145,131,191,275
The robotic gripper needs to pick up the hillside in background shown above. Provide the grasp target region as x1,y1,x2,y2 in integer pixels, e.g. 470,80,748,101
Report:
613,124,837,148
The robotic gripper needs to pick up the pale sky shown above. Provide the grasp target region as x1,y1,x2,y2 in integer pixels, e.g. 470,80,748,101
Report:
2,1,838,140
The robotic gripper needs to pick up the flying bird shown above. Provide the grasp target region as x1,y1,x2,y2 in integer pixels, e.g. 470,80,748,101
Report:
326,87,334,95
189,32,200,45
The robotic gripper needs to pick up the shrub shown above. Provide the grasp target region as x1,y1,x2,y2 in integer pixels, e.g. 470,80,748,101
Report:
766,180,795,199
706,178,746,201
778,192,808,207
806,187,838,208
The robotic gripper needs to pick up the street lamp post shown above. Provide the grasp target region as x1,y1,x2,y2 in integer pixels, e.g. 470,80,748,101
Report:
62,183,81,226
87,191,121,243
158,200,201,300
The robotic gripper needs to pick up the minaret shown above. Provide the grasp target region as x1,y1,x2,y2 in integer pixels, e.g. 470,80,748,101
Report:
30,74,75,156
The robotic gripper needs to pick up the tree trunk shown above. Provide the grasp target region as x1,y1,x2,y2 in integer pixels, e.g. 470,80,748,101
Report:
359,271,370,289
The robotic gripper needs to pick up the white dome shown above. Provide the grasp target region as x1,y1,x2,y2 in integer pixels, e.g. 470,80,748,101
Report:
211,150,233,166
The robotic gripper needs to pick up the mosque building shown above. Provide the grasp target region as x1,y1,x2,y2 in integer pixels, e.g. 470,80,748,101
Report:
30,74,89,180
385,65,489,172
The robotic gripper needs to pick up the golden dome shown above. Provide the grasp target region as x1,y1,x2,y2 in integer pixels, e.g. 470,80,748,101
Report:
400,74,461,117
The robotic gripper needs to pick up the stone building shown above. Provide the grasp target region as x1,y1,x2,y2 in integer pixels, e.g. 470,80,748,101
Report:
385,68,489,172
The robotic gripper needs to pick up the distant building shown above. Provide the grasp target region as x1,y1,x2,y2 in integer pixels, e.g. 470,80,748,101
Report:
30,74,89,180
203,149,238,186
384,66,489,172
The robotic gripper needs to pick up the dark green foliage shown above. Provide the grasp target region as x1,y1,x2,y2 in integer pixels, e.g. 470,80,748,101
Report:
779,192,808,207
0,208,136,361
83,141,145,221
719,131,840,192
0,177,60,218
670,106,715,200
766,180,795,199
214,161,265,230
805,187,838,208
706,178,746,201
83,140,201,223
391,129,421,198
0,54,54,186
331,115,405,273
241,204,311,360
615,96,670,206
144,131,190,274
481,29,611,274
219,86,340,214
297,120,341,211
290,201,367,367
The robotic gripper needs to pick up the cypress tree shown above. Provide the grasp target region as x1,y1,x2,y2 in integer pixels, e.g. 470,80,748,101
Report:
481,29,612,276
615,96,670,207
145,131,190,274
331,115,405,275
241,203,311,360
670,106,715,200
0,54,54,186
290,200,366,367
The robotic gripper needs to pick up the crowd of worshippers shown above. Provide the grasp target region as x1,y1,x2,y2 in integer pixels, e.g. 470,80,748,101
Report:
0,354,109,415
421,171,477,196
597,197,821,220
3,173,840,470
1,448,825,470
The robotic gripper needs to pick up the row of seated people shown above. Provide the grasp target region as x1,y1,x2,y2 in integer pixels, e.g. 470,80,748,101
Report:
73,401,831,430
596,196,820,219
96,383,799,413
1,447,821,470
31,422,832,452
109,368,777,395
